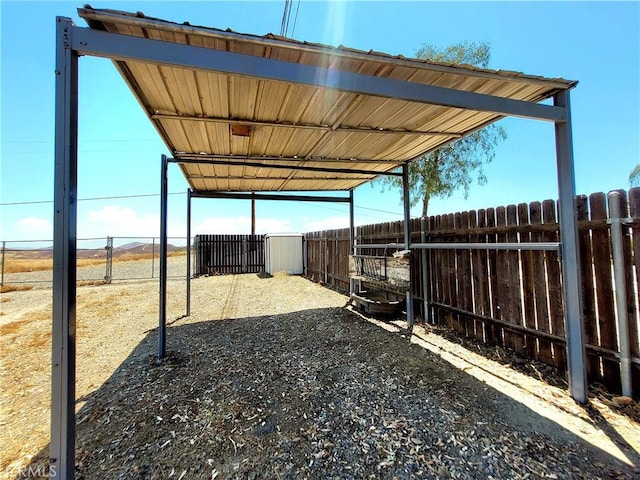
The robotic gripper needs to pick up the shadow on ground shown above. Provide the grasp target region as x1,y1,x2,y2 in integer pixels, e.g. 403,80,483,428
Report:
17,306,639,479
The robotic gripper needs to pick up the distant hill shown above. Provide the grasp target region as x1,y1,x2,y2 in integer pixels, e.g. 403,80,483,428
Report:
117,242,147,250
112,242,181,257
5,242,183,260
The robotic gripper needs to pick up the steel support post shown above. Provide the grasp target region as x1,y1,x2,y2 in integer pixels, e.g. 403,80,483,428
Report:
349,189,355,297
158,154,168,360
608,191,632,397
1,241,5,287
51,16,78,480
186,189,192,317
251,192,256,235
420,217,432,323
554,90,587,403
402,163,414,330
151,238,155,278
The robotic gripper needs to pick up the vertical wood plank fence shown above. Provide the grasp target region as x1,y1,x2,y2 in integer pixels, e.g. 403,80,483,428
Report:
194,234,264,275
304,189,640,395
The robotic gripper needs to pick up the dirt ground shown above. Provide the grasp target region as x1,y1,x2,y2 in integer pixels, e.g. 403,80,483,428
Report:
1,273,639,479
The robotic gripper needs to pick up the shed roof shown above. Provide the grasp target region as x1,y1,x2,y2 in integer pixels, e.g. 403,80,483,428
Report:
79,7,576,193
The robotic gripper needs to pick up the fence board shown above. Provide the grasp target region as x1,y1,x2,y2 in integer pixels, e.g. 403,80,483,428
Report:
460,211,474,336
527,202,553,364
507,204,525,354
444,213,456,330
590,193,620,389
468,210,483,341
476,209,491,322
452,212,464,334
576,195,602,382
518,203,537,358
485,208,500,345
495,206,508,348
542,200,566,371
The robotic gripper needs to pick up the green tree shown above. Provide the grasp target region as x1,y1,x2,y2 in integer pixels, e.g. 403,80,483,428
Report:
630,164,640,187
378,41,507,217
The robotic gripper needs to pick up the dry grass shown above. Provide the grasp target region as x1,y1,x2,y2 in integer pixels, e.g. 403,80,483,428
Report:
0,284,34,293
77,280,106,287
1,250,185,274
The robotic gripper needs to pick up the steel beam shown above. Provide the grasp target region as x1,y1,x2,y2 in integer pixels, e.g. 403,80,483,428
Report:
78,8,574,90
175,154,404,166
420,217,432,324
52,16,78,480
187,175,376,181
356,242,561,251
402,164,412,251
158,154,168,360
186,189,192,317
554,90,587,403
349,190,355,297
171,157,402,177
402,163,414,330
152,113,463,137
191,191,351,203
70,26,566,122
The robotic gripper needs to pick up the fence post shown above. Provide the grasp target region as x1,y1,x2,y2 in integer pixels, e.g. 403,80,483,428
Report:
1,241,5,287
104,236,113,284
151,237,155,279
324,238,328,284
608,191,633,397
186,189,192,317
242,236,248,273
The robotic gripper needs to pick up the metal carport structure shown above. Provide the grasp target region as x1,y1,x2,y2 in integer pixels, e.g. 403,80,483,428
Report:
53,7,583,478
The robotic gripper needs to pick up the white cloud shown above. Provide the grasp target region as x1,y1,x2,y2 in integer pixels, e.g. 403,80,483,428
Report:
16,217,53,239
194,216,293,235
304,216,349,232
83,205,162,238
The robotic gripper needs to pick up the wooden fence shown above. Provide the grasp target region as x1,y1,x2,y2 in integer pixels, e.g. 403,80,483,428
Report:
304,189,640,394
193,234,264,275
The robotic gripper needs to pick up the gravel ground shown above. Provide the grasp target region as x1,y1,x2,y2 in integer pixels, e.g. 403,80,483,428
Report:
1,273,639,480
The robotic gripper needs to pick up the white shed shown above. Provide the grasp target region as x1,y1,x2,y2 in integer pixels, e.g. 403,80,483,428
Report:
264,233,304,275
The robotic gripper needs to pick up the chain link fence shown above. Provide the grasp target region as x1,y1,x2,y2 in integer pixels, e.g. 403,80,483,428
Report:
0,236,191,289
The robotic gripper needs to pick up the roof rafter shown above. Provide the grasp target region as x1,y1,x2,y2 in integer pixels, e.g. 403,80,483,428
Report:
152,113,463,137
174,153,400,165
189,175,375,181
169,157,404,177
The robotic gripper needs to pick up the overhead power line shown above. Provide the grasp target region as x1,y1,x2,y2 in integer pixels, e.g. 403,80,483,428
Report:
1,138,158,144
291,0,301,37
1,191,402,219
280,0,292,36
280,0,301,38
0,192,186,206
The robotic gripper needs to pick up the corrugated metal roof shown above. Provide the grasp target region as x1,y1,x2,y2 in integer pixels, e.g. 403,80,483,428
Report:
78,7,576,193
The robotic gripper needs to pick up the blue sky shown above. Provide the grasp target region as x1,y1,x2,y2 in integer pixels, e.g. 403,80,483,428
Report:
1,1,638,246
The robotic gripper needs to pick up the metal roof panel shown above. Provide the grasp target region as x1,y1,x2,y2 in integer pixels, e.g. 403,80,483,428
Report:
78,7,576,193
